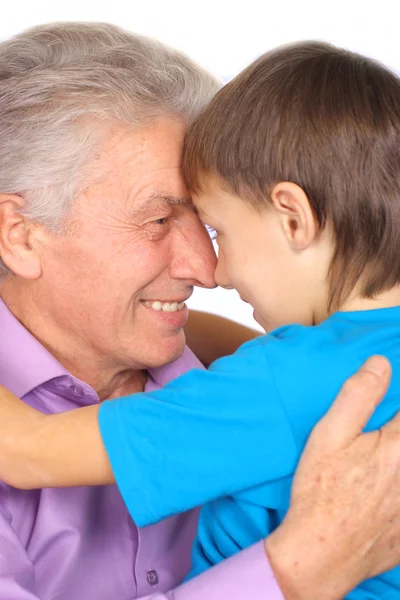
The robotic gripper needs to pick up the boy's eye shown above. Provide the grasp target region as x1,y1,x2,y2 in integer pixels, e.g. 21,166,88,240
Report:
205,224,218,240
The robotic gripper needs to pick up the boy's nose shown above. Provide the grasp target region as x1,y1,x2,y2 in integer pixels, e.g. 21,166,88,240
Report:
214,254,233,289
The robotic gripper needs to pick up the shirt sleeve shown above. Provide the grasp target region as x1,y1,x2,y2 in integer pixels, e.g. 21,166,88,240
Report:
0,498,43,599
98,337,298,527
0,496,284,600
139,542,284,600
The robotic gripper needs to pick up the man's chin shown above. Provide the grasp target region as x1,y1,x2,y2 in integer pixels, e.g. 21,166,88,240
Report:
144,330,186,368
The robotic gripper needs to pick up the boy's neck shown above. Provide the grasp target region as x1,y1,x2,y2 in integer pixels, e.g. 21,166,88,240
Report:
340,285,400,313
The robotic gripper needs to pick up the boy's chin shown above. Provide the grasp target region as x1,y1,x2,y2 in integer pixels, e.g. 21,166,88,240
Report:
253,310,268,332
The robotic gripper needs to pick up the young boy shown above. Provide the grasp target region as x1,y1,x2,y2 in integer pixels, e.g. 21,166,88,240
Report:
2,41,400,597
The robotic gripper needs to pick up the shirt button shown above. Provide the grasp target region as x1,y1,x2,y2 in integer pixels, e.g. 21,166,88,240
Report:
147,570,159,586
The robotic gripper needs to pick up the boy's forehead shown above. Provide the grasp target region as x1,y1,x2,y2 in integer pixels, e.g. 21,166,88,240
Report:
192,177,237,225
192,182,224,219
192,196,211,221
191,172,231,213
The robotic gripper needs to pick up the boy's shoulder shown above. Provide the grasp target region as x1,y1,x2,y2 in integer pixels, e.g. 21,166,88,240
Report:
224,313,345,364
233,307,400,364
232,308,400,447
205,314,357,390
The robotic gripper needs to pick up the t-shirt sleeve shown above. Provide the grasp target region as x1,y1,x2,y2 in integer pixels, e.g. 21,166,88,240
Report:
98,338,298,527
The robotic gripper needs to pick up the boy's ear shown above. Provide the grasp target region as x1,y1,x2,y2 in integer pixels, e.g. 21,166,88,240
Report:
269,182,318,250
0,194,43,279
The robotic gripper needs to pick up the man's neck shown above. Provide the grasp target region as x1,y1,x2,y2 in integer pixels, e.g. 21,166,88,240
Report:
99,370,148,400
1,285,147,401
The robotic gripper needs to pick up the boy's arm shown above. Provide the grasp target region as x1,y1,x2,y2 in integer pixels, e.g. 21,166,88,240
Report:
185,310,260,366
0,337,295,510
7,339,297,527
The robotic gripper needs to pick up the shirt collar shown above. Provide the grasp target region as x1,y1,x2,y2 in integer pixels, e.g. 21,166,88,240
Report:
0,297,203,399
0,297,69,398
147,346,203,390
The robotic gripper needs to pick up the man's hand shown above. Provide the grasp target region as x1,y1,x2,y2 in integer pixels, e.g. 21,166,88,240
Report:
266,355,400,600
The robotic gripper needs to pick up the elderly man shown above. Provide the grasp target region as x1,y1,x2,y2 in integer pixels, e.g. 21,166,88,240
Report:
1,21,400,600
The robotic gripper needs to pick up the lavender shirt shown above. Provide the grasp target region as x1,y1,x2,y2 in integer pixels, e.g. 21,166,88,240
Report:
0,298,283,600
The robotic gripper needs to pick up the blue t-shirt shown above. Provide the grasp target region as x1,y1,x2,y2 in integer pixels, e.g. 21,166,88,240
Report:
99,307,400,599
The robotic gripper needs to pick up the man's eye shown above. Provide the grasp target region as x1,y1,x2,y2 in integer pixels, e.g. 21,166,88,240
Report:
153,217,169,225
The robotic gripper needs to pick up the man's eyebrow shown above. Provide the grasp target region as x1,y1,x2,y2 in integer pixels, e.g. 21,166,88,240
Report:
133,194,193,213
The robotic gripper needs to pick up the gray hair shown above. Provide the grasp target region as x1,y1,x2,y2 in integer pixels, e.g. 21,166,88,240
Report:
0,22,220,276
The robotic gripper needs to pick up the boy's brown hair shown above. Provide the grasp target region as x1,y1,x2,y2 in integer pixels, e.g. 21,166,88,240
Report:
182,41,400,310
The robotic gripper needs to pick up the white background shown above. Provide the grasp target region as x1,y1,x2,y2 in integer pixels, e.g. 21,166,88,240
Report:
2,0,398,331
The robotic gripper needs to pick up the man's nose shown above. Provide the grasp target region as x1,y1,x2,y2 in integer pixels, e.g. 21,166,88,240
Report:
170,221,217,289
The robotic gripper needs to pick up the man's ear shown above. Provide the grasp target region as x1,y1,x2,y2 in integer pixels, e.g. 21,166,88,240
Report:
269,182,318,251
0,194,42,279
